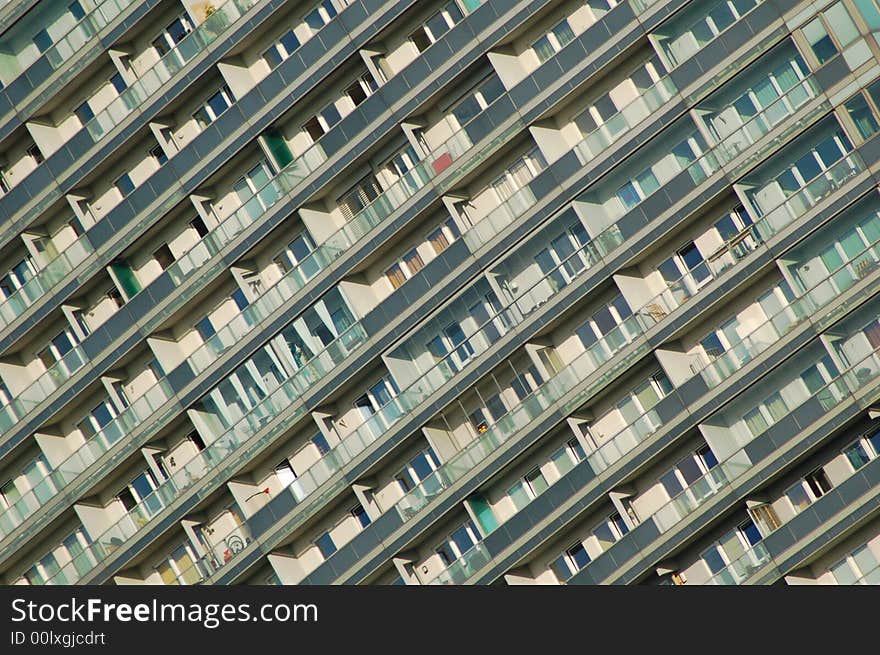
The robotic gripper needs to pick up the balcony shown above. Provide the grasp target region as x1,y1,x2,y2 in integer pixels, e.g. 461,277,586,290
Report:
702,543,771,584
84,0,264,142
0,379,174,541
0,237,93,334
425,220,880,584
0,0,135,89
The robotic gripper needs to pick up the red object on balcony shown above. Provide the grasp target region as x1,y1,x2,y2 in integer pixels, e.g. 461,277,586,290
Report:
432,152,453,174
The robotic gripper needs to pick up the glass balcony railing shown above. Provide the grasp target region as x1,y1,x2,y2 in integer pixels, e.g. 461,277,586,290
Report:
429,233,880,583
5,0,134,88
37,321,371,584
7,0,828,580
430,542,491,585
175,235,666,585
0,344,88,432
395,316,653,523
0,238,93,333
656,0,766,70
748,152,864,239
703,543,771,585
712,77,828,174
0,62,524,545
32,92,805,584
575,76,678,163
136,112,862,588
84,0,261,141
560,345,880,583
0,379,174,539
0,0,734,442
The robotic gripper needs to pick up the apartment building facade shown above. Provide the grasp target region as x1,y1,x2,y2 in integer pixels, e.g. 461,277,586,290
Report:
1,0,880,587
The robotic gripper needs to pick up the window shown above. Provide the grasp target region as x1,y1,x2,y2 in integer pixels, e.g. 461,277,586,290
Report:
531,19,575,63
69,1,86,21
548,438,585,477
0,258,36,299
829,543,880,584
700,518,762,576
659,0,757,68
315,531,337,559
190,216,209,238
385,248,425,289
273,232,317,279
337,174,382,220
153,244,175,270
0,479,21,510
33,29,53,54
351,505,371,528
195,316,216,341
305,0,338,34
26,143,44,165
592,513,629,551
302,103,343,142
149,358,166,379
658,445,718,500
748,503,781,536
150,144,168,166
712,205,758,259
510,364,544,401
844,439,872,471
115,172,135,197
344,72,378,107
535,219,591,290
76,398,117,440
449,75,505,129
233,160,278,209
435,520,480,565
785,468,832,513
231,288,249,312
263,30,301,69
111,381,129,409
409,2,464,52
395,446,441,493
157,543,201,585
24,550,65,585
846,93,880,141
193,86,234,128
69,310,88,338
551,540,590,580
74,101,94,125
107,287,124,308
152,15,193,58
274,459,297,486
312,433,330,455
802,3,859,66
117,469,164,518
507,467,549,510
110,72,127,93
490,147,547,202
574,296,634,353
426,216,461,254
843,428,880,472
37,328,79,372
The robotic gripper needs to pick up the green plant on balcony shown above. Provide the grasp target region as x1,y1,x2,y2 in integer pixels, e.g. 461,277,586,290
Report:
200,2,231,38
